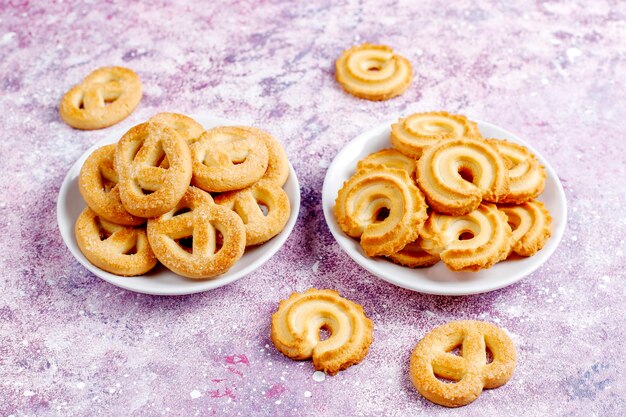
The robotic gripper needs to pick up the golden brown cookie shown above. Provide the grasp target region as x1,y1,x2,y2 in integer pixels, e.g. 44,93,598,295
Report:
190,126,269,192
75,208,157,276
417,139,509,215
487,139,546,204
420,203,512,271
391,111,482,158
59,66,142,130
271,288,373,375
334,167,428,257
78,144,145,226
410,320,516,407
115,122,192,218
387,237,440,268
335,44,412,101
499,200,552,257
214,179,290,246
357,148,416,178
147,187,246,279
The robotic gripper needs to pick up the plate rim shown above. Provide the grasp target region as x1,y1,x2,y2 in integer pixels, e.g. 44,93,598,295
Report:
322,118,567,296
57,115,301,296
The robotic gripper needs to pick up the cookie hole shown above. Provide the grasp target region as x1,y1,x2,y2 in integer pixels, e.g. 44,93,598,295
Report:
123,241,138,255
78,100,85,110
141,188,155,196
173,207,191,217
505,212,521,231
319,325,331,341
176,236,193,254
485,345,494,364
447,344,462,356
458,167,474,183
434,374,459,384
96,218,113,241
257,202,269,216
154,151,167,168
367,66,381,71
375,207,390,222
214,231,224,253
459,231,474,241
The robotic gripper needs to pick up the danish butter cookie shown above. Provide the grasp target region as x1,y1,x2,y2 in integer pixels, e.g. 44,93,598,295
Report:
239,126,290,186
215,179,290,246
417,139,509,215
115,122,192,218
271,288,373,375
60,66,142,130
420,203,512,271
147,187,245,279
191,126,269,192
75,208,157,276
391,111,482,158
487,139,546,204
78,144,145,226
410,320,516,407
335,44,412,101
334,167,428,257
499,200,552,257
149,112,205,145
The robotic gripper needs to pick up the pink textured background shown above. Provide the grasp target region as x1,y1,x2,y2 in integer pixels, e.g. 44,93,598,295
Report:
1,1,625,416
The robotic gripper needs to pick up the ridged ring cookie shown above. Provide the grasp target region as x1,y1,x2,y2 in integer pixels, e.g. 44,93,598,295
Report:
78,144,144,226
417,139,509,215
60,66,142,130
356,148,416,178
215,179,290,246
115,122,192,218
420,203,512,271
499,200,552,257
335,44,412,101
190,126,269,192
271,288,373,375
147,187,246,279
410,320,516,407
75,208,157,276
487,139,546,204
334,167,428,257
391,111,482,158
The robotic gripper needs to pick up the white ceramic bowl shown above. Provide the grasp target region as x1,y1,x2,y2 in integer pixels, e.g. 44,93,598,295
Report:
57,115,300,296
322,119,566,295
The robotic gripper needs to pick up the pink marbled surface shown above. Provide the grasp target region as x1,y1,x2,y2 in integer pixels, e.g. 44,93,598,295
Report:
1,0,625,416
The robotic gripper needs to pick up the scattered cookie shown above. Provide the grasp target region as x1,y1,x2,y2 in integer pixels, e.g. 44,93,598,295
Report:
410,320,516,407
417,138,509,216
60,66,142,130
75,208,157,276
391,111,482,158
271,288,373,375
334,167,428,257
499,200,552,257
335,43,412,101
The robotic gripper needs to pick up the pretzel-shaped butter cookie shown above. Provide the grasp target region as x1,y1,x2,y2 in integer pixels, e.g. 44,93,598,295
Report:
115,122,192,218
60,66,142,130
78,144,145,226
75,208,157,276
357,148,416,178
499,200,552,257
190,126,269,192
271,288,373,375
336,44,412,101
487,139,546,204
334,167,428,257
391,111,482,158
417,139,509,215
215,179,290,246
410,320,516,407
420,203,512,271
147,187,245,279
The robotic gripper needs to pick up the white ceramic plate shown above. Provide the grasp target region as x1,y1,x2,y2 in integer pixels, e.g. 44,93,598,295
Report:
322,119,567,295
57,115,300,296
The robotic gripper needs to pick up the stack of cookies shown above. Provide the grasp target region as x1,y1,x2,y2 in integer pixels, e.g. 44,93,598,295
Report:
75,113,291,279
334,111,552,272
